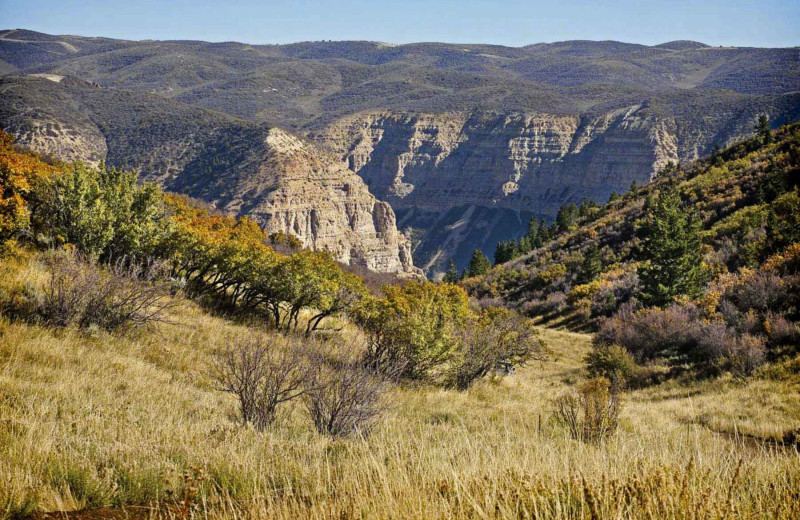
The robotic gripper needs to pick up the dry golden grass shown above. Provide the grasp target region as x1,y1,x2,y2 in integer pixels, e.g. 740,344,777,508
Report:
1,251,799,519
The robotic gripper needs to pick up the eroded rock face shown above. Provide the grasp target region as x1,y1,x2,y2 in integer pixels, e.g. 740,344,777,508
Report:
222,128,420,275
311,107,686,270
314,107,679,216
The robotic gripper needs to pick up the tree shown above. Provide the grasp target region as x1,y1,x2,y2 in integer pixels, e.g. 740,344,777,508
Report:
756,114,773,145
608,191,619,203
0,131,58,241
637,185,705,307
493,240,519,265
556,202,579,232
576,245,603,285
628,181,640,198
442,259,460,283
467,248,492,277
356,281,472,380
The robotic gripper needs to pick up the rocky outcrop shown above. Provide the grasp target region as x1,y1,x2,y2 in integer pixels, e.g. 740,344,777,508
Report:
313,108,680,217
220,128,420,275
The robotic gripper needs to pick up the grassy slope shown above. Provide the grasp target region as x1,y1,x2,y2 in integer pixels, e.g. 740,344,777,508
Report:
2,251,799,519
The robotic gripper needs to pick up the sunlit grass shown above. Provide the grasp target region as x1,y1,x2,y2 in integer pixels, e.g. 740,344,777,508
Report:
1,253,798,519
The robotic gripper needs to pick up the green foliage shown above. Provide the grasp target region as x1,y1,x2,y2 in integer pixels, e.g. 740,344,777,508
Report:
637,185,705,307
30,162,171,261
556,202,579,232
756,114,773,145
576,246,603,285
442,259,459,283
765,189,800,257
356,281,472,380
467,248,492,277
585,345,637,385
494,240,520,265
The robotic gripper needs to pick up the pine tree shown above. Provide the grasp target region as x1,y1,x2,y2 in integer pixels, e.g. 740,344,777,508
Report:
756,114,773,145
494,240,519,265
442,259,460,283
577,245,603,285
637,186,705,307
556,202,579,232
467,248,492,277
608,191,619,203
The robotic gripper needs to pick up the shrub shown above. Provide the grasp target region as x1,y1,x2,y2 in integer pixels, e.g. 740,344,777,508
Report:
553,377,621,443
584,345,637,385
595,303,700,362
445,307,544,390
304,344,389,438
30,161,171,261
727,334,767,377
33,250,172,331
214,336,309,430
0,131,58,241
356,281,471,380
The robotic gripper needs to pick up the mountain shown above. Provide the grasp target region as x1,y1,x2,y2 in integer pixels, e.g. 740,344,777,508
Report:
0,74,418,274
1,29,798,273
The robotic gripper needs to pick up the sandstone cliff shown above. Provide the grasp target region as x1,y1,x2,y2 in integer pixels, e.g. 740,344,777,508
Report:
218,128,419,274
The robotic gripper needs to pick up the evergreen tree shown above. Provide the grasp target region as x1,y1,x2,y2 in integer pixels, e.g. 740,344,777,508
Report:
518,235,533,254
538,218,551,244
578,197,591,217
637,186,705,307
526,215,540,241
608,191,619,203
629,180,640,198
577,245,603,285
494,240,519,265
442,259,460,284
467,248,492,277
756,114,773,145
556,202,579,232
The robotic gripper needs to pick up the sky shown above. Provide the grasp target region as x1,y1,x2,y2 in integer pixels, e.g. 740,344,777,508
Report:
1,0,798,48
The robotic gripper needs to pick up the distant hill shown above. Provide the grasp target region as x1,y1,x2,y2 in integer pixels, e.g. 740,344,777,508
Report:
2,29,797,129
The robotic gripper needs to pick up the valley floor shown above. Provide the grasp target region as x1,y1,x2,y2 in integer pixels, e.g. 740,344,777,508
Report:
1,255,799,519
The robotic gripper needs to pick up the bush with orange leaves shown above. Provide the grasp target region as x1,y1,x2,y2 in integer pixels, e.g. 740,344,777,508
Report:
0,131,57,241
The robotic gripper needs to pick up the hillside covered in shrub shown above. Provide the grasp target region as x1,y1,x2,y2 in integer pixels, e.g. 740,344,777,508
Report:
466,123,800,383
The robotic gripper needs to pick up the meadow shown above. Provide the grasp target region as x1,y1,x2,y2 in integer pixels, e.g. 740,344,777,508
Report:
1,251,799,520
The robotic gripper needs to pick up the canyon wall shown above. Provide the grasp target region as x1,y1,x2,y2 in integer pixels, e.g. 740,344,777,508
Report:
311,107,680,270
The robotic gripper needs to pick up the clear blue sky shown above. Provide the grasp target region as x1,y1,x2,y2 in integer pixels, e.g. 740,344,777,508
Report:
1,0,798,47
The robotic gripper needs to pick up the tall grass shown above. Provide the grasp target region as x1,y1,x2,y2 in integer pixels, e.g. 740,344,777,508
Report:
1,251,799,519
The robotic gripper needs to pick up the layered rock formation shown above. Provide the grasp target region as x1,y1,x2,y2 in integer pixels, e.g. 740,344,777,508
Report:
314,108,679,216
220,128,418,274
311,108,683,270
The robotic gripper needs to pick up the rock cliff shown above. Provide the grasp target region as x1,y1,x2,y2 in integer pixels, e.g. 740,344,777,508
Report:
219,128,419,274
310,103,793,272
